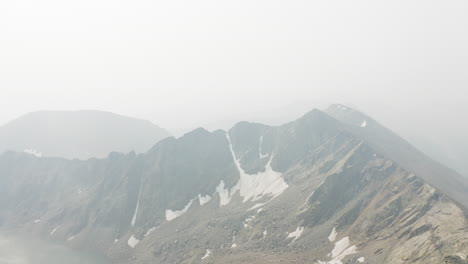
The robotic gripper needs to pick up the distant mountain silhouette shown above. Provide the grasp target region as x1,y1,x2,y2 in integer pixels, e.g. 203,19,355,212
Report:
0,110,170,159
0,106,466,263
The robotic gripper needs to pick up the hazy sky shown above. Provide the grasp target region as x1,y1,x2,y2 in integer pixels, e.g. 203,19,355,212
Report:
1,0,467,135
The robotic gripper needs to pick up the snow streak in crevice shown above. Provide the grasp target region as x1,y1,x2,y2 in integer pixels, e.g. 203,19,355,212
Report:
227,133,288,203
131,180,143,227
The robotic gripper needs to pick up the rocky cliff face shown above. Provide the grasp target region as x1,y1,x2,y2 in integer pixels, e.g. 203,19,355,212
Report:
0,107,466,264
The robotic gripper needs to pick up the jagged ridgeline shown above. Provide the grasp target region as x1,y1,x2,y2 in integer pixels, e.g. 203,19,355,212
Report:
0,106,466,264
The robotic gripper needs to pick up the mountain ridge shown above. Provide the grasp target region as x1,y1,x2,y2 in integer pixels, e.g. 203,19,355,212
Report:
325,104,468,209
0,105,466,264
0,110,170,160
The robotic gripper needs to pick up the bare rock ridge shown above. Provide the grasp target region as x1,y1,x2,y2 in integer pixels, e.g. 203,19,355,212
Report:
0,106,466,264
325,104,468,209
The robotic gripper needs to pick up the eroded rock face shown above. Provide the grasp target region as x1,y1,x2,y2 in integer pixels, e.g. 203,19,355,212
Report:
0,107,466,264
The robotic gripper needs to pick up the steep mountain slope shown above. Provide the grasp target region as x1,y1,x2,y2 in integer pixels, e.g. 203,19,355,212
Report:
0,107,466,264
406,131,468,179
0,110,170,160
325,104,468,209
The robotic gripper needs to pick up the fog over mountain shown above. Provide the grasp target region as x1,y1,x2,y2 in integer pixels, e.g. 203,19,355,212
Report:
1,0,468,174
204,99,468,177
0,105,466,264
0,110,170,160
1,0,467,263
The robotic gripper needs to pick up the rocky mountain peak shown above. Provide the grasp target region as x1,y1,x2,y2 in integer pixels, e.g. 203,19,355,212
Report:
0,106,466,264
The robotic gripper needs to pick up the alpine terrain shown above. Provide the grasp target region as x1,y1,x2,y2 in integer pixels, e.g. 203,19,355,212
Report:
0,105,466,264
0,110,170,160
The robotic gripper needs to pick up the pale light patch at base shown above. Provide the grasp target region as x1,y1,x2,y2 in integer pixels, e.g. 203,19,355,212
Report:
144,226,156,237
166,199,195,221
332,237,351,258
49,226,59,235
316,236,358,264
127,235,140,248
287,227,304,242
198,194,212,206
216,181,237,206
242,215,255,228
328,227,337,242
201,249,212,260
249,202,266,211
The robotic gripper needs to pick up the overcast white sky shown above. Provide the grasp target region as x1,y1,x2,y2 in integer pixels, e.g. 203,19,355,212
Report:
0,0,467,137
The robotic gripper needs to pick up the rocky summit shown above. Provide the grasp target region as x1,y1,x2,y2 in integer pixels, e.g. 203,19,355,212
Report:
0,106,466,264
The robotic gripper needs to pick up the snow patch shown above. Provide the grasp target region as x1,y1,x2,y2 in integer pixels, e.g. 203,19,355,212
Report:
144,226,156,237
131,182,143,227
24,149,42,157
305,190,315,202
49,226,59,235
127,235,140,248
155,132,284,220
231,243,238,248
328,227,337,242
357,257,365,263
242,215,255,228
249,202,266,211
190,133,287,209
317,236,358,264
201,249,212,260
67,236,75,241
198,194,212,206
33,219,41,224
263,230,268,237
332,237,351,258
216,181,237,206
259,136,269,159
335,245,358,262
287,227,304,242
166,198,195,221
114,239,119,244
360,120,367,128
227,133,288,203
